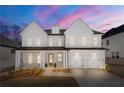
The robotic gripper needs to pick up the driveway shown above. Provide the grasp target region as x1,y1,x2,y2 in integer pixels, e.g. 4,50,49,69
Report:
1,69,124,87
71,69,124,87
43,69,124,87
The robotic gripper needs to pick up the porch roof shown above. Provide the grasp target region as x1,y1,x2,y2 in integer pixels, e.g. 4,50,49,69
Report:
14,47,108,50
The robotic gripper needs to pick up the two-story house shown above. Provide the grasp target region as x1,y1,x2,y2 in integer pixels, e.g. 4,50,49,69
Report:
15,18,106,69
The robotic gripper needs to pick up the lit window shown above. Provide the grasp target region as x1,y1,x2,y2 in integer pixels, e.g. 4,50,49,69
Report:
70,37,75,45
28,53,32,64
94,37,98,45
36,38,41,46
58,39,62,46
49,39,53,46
58,54,62,61
27,38,32,46
81,37,86,45
37,53,41,63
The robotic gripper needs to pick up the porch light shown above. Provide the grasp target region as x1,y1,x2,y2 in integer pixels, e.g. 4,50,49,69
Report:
75,52,79,56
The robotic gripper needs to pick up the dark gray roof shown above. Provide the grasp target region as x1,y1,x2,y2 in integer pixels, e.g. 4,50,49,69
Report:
102,24,124,39
0,35,18,48
45,29,103,35
15,47,108,50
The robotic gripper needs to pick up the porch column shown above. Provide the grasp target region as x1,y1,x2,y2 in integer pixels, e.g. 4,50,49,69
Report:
15,51,18,70
40,51,42,68
17,51,20,68
42,51,45,68
65,51,68,69
15,51,20,70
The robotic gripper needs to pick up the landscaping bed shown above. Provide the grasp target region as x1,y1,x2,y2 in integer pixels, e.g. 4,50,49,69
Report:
52,68,72,73
0,68,45,82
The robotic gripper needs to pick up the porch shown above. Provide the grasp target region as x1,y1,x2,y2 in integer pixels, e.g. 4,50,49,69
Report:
15,50,68,70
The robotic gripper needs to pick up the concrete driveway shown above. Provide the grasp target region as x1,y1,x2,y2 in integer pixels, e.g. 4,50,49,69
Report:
43,69,124,87
71,69,124,87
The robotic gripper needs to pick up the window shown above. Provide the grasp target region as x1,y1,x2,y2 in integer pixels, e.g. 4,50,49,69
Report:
106,40,109,45
81,37,86,45
28,53,32,64
58,38,62,46
116,51,120,58
94,37,98,45
37,53,41,63
36,38,41,46
70,37,75,45
112,51,115,58
49,39,53,46
27,38,32,46
58,54,62,61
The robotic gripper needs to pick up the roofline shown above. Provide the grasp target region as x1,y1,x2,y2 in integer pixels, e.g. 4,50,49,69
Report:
20,20,47,36
102,31,124,39
15,47,108,50
64,18,94,34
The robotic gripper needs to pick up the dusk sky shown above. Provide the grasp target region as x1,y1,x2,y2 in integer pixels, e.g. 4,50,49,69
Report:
1,5,124,33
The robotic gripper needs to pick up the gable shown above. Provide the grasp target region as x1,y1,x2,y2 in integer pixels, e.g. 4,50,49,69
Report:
20,21,47,36
64,18,94,36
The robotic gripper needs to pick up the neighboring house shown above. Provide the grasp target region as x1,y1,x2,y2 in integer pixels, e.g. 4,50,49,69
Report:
102,25,124,64
15,18,106,69
0,35,17,72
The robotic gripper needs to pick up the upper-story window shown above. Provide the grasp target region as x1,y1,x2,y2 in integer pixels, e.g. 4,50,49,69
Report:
27,38,32,46
106,40,109,45
81,37,86,45
70,37,75,45
94,37,98,45
58,38,62,46
36,38,41,46
49,38,53,46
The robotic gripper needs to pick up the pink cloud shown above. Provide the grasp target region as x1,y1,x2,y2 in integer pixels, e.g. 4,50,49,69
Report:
57,6,103,28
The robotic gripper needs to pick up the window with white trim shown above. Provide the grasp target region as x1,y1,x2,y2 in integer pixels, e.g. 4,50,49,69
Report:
81,37,86,45
70,37,75,45
36,38,41,46
28,53,32,64
58,38,62,46
58,54,62,61
37,53,41,63
27,38,32,46
49,38,53,46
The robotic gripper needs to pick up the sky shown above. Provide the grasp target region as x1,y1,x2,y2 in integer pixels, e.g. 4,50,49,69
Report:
1,5,124,33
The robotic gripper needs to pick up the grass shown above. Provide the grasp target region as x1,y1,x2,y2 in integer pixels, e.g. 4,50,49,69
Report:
0,76,79,87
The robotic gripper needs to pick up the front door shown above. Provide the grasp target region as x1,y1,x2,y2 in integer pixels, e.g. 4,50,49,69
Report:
48,54,54,67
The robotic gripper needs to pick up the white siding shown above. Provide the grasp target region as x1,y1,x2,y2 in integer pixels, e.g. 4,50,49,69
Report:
64,18,102,48
47,36,64,47
0,46,15,71
102,32,124,57
20,21,47,47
